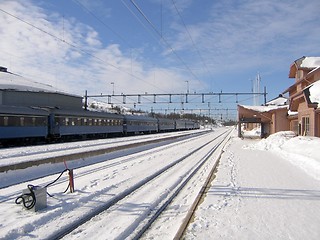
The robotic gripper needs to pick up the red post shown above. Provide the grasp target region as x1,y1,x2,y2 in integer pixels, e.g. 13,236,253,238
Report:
68,169,75,193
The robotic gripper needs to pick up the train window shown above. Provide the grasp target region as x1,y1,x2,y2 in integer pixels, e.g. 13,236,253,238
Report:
25,117,32,126
4,116,8,126
20,117,24,126
11,116,20,126
32,117,36,126
0,116,9,126
65,118,69,126
36,117,45,126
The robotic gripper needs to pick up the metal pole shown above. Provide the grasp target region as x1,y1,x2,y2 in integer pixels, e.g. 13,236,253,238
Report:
111,82,114,95
185,80,189,94
84,90,88,110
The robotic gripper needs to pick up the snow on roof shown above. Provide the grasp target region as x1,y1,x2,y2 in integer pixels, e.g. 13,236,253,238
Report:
309,79,320,108
239,104,288,113
300,57,320,68
0,71,81,98
0,71,56,92
266,96,288,106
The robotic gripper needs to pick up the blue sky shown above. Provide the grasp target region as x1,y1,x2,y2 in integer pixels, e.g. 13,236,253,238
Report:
0,0,319,119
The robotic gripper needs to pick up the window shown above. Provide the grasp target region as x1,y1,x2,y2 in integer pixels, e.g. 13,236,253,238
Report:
302,116,310,136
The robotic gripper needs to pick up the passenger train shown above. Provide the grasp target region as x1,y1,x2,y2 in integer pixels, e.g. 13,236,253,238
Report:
0,105,200,146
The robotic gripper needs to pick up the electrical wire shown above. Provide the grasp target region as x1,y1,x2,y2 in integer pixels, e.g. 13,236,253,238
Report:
15,169,71,209
0,7,168,94
129,0,200,82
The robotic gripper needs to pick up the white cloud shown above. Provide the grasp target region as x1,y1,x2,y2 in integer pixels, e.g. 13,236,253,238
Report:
167,0,320,74
0,0,189,98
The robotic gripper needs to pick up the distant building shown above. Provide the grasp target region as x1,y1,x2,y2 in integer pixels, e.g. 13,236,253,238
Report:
238,56,320,138
238,95,289,138
0,67,83,110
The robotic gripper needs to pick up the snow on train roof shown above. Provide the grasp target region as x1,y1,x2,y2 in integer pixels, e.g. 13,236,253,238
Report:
0,71,56,92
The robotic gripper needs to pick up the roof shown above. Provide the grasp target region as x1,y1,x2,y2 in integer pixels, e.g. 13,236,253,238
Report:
0,105,49,116
284,66,320,94
0,71,80,98
307,80,320,108
239,105,288,113
266,95,288,106
289,56,320,78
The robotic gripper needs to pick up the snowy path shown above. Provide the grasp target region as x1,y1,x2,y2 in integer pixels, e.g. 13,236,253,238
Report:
185,135,320,239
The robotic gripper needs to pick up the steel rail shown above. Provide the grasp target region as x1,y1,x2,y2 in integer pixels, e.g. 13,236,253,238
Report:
132,129,232,239
45,130,228,239
1,131,209,202
174,128,234,239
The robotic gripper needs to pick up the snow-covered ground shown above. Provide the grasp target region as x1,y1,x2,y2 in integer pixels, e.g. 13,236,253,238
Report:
0,128,319,239
185,130,320,239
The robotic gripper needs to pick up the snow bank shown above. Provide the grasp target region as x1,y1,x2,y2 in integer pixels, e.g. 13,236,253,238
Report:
245,131,320,180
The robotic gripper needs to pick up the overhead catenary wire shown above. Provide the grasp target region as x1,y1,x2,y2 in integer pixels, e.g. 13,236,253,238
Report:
129,0,200,82
171,0,214,89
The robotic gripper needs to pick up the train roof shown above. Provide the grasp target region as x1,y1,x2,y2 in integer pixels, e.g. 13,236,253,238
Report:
157,117,175,122
0,71,81,98
123,114,157,121
49,109,124,119
0,105,49,116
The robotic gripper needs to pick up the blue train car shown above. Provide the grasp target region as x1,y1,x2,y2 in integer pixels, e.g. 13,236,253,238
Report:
175,119,186,131
157,118,175,132
49,109,124,139
0,106,49,144
185,119,196,130
123,115,158,135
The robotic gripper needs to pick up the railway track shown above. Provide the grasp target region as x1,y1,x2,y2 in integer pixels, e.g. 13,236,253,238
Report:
0,130,205,173
0,130,210,201
0,128,232,239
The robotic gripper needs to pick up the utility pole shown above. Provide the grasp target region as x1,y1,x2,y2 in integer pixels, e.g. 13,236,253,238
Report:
185,80,189,94
111,82,115,95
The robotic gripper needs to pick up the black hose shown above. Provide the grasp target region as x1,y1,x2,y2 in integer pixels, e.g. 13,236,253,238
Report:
15,169,71,209
15,184,37,210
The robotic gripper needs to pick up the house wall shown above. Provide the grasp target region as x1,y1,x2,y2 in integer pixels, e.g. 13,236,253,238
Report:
273,109,290,133
289,118,299,135
315,112,320,137
313,71,320,81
